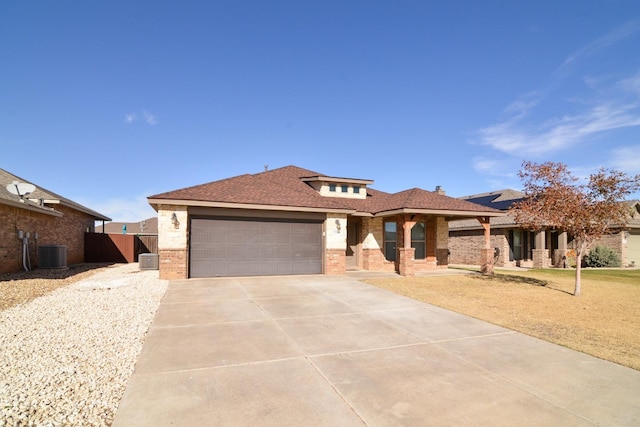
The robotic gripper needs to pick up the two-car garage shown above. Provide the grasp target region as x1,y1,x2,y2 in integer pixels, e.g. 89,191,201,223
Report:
189,216,324,278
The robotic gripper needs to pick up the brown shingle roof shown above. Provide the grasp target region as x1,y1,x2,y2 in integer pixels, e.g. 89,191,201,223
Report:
149,165,502,216
0,168,110,220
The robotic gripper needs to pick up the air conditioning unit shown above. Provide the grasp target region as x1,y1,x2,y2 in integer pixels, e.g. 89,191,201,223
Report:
139,253,159,270
39,245,68,269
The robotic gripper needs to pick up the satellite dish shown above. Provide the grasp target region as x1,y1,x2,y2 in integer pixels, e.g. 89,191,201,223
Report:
6,181,36,198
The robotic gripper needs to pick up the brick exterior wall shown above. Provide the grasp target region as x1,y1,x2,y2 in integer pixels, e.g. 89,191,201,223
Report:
449,229,510,267
1,204,96,274
158,248,188,280
325,249,345,274
157,206,189,280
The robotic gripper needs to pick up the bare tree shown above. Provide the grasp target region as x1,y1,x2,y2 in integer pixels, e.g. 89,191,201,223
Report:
511,161,640,296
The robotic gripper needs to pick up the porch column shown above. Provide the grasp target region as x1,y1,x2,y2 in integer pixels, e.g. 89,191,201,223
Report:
533,230,549,268
399,215,416,276
477,216,494,275
555,232,568,268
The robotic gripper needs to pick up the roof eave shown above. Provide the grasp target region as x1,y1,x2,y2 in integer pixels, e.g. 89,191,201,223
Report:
373,208,505,218
148,198,356,214
0,199,63,217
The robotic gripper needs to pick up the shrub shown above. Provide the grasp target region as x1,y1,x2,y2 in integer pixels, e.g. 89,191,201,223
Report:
584,245,621,268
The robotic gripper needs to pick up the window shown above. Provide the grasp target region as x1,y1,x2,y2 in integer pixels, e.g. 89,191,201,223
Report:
329,184,336,192
353,186,360,194
411,222,426,259
341,185,348,193
384,222,397,261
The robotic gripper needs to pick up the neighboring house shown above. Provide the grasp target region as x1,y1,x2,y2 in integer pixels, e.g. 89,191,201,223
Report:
95,217,158,235
448,189,640,268
0,168,111,274
147,165,503,280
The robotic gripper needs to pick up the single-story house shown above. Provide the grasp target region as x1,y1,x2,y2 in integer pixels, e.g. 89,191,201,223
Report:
0,168,111,274
147,165,503,280
95,217,158,235
448,189,640,268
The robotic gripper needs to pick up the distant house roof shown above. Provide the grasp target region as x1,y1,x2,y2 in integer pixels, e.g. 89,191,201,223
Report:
148,165,502,219
96,217,158,234
449,189,524,230
0,168,111,221
450,190,640,231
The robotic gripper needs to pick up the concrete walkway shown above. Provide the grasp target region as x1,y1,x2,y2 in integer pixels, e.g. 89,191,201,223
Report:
113,273,640,426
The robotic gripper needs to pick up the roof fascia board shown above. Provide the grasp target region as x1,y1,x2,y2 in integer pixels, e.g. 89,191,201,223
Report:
301,176,374,185
374,208,505,218
0,199,63,217
148,199,356,214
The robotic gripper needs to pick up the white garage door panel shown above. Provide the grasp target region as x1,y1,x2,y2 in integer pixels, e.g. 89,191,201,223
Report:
190,218,323,277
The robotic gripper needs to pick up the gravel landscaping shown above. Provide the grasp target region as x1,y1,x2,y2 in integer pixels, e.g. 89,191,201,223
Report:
0,263,168,426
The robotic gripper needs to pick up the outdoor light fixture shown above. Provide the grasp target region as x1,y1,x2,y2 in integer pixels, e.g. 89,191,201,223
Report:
335,219,341,233
171,212,180,229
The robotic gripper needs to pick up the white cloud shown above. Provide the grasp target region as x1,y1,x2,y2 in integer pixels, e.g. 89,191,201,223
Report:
618,71,640,96
558,20,640,72
143,110,158,125
477,72,640,157
609,146,640,174
124,110,159,125
472,157,499,173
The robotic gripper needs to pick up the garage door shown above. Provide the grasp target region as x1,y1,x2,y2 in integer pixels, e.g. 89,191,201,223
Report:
628,232,640,267
190,217,323,277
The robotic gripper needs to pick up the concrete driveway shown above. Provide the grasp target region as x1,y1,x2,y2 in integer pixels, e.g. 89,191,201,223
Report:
113,273,640,426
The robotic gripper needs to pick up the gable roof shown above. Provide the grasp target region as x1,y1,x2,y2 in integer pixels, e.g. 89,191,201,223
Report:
148,165,502,218
0,168,111,221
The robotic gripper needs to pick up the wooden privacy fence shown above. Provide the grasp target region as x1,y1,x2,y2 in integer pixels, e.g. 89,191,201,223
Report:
85,233,158,263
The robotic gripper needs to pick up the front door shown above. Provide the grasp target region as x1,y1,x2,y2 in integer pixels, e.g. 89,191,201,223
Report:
346,222,358,268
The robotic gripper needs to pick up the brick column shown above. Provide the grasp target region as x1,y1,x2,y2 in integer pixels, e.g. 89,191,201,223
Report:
325,249,346,274
477,216,494,275
398,247,415,276
554,232,568,268
533,230,548,268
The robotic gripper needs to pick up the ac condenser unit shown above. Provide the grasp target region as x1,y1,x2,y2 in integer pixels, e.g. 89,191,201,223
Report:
139,253,159,270
39,245,68,269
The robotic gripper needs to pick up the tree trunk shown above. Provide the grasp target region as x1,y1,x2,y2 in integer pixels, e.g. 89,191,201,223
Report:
574,253,582,297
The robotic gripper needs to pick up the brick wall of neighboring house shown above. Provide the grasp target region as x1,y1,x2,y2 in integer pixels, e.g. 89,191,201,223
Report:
0,204,96,274
449,228,511,267
580,232,625,265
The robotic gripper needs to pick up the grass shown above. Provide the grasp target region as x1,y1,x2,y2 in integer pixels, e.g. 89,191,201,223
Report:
363,268,640,371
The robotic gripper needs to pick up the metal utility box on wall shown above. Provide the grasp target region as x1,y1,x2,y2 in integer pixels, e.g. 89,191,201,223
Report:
39,245,68,269
139,253,159,270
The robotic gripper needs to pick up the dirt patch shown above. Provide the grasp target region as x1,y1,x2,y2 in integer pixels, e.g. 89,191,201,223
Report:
0,263,114,311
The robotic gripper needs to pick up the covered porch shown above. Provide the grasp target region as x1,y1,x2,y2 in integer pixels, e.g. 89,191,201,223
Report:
342,212,501,276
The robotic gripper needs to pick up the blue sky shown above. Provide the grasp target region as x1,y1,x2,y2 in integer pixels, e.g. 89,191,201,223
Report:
2,1,640,222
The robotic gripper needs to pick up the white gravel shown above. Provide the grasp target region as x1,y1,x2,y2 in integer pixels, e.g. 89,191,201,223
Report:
0,263,168,427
